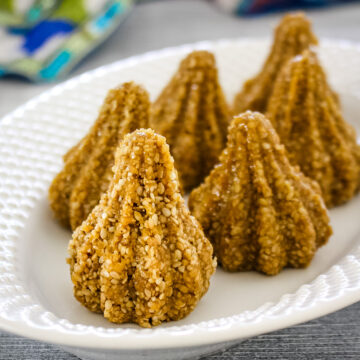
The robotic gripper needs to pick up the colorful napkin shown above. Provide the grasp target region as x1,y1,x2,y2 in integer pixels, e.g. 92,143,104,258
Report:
0,0,134,81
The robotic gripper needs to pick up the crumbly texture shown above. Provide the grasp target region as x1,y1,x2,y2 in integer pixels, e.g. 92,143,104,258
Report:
150,50,230,192
49,82,150,230
266,50,360,207
233,12,318,115
189,111,332,276
68,129,216,327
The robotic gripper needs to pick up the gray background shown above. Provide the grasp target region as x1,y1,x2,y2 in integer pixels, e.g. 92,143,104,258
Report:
0,0,360,358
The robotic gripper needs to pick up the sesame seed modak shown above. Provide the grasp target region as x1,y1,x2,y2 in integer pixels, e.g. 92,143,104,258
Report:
49,82,150,230
267,50,360,207
150,50,230,192
68,129,216,327
233,12,318,114
189,112,332,275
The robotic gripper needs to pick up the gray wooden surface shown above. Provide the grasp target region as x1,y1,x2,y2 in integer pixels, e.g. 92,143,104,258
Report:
1,301,359,359
1,1,360,359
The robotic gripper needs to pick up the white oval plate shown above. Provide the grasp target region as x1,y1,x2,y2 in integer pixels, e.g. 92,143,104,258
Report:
0,39,360,360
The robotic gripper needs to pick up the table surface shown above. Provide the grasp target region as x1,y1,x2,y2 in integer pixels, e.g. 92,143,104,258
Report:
0,0,360,359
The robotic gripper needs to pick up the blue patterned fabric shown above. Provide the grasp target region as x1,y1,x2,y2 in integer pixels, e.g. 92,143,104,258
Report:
0,0,134,81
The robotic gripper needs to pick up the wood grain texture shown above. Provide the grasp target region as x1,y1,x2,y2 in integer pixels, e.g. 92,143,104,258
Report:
0,301,359,359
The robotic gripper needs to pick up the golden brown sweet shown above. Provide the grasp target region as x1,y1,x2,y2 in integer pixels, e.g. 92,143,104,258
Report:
49,82,150,230
150,50,230,192
189,111,332,275
68,129,216,327
233,12,318,114
267,50,360,207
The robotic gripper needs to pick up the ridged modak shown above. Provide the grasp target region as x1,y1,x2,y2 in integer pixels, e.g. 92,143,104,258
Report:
267,49,360,207
68,129,216,327
49,82,150,230
233,12,318,114
189,111,332,275
150,50,230,191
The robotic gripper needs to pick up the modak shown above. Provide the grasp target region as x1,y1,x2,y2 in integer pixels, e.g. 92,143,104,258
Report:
267,50,360,207
189,111,332,275
49,82,150,230
68,129,216,327
150,50,230,191
233,12,318,114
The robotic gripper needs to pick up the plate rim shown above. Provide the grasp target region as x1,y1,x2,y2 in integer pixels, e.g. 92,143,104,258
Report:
0,37,360,350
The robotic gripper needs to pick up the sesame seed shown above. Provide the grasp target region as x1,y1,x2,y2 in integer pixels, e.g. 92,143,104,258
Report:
162,207,171,217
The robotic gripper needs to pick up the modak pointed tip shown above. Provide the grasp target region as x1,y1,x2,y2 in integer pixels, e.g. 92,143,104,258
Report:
150,50,230,191
189,111,332,276
49,81,150,230
279,12,316,29
179,50,216,69
68,127,215,327
121,127,168,148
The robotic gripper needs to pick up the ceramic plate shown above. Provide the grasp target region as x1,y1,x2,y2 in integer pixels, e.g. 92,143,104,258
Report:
0,39,359,360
